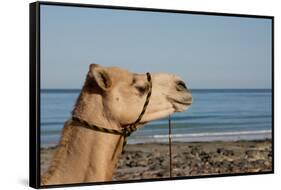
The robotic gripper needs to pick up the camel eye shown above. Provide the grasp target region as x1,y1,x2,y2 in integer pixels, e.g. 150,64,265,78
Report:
135,85,147,95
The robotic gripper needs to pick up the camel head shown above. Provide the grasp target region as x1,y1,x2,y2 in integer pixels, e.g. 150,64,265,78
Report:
85,64,192,128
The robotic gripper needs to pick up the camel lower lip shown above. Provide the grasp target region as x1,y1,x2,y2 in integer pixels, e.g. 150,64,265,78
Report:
167,97,192,106
173,99,192,105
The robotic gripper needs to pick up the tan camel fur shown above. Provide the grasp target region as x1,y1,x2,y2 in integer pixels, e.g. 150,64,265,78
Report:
41,64,192,185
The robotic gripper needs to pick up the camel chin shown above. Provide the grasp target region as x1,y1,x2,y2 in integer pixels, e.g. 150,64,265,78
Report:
171,100,192,112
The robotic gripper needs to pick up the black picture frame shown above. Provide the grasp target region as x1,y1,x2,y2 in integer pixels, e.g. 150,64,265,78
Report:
29,1,274,189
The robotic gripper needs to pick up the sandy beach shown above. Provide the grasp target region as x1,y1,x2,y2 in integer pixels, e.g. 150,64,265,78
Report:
41,140,272,181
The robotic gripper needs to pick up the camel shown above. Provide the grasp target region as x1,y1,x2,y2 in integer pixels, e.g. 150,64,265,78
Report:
41,64,192,185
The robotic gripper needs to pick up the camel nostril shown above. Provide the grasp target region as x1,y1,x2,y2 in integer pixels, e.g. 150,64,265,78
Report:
176,80,187,91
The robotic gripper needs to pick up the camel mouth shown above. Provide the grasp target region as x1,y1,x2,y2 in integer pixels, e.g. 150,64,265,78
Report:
167,97,192,106
172,99,192,106
167,96,192,112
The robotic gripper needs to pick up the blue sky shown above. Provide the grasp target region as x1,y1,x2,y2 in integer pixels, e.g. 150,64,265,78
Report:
40,5,272,89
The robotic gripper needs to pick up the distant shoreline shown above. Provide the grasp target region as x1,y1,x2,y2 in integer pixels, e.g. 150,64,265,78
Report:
129,130,272,144
40,130,272,149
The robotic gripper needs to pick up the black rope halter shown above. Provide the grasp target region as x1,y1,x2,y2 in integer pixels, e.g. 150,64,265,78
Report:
72,72,152,153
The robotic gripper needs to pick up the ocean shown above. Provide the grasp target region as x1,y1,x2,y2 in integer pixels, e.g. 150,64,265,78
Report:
40,89,272,148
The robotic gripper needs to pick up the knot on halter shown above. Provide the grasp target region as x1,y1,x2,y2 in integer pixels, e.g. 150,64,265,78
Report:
72,72,152,154
122,125,136,137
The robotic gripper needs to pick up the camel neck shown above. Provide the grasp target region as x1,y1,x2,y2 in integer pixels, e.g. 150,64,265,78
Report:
42,88,124,185
42,122,124,185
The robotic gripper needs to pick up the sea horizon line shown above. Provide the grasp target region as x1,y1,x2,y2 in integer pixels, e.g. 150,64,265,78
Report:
41,88,272,93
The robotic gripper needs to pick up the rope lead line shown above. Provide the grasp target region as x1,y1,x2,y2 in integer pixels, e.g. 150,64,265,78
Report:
169,115,173,178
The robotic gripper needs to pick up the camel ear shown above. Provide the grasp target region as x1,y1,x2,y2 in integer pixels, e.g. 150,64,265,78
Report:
89,64,112,91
